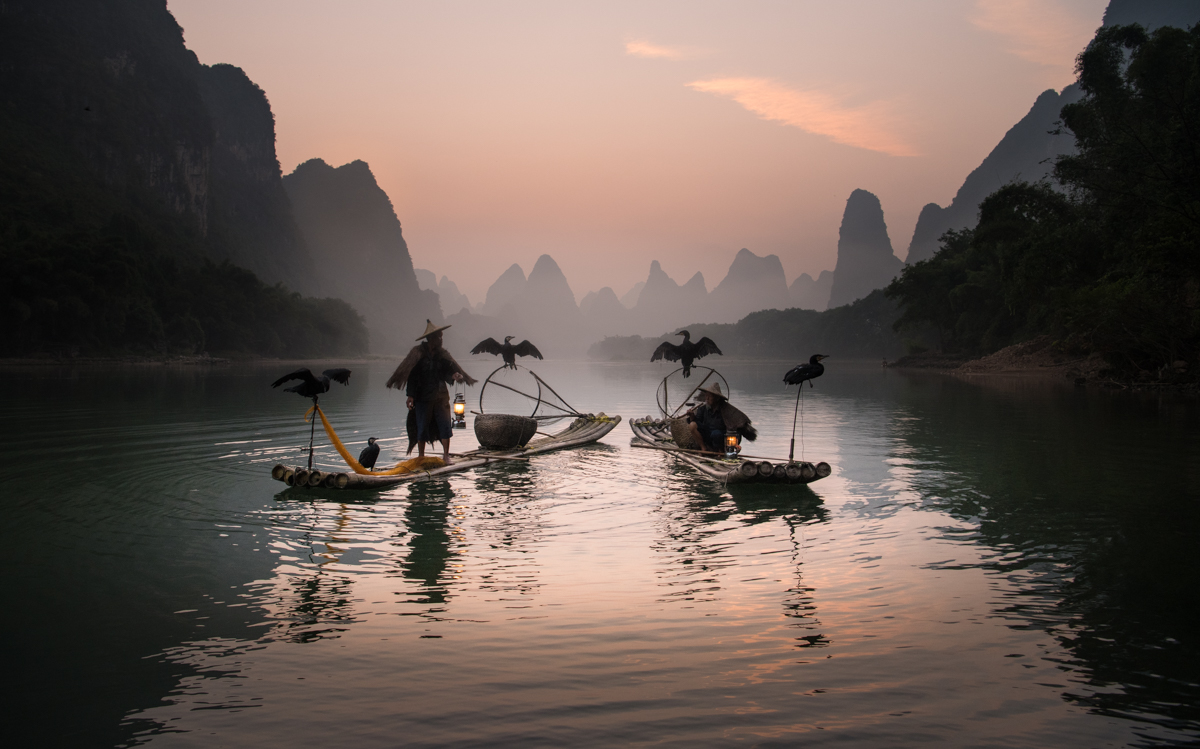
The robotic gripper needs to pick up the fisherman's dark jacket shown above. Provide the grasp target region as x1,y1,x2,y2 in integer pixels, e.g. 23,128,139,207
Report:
385,342,477,404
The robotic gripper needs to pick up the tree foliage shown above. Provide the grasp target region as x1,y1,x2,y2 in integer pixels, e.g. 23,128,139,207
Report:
887,23,1200,377
1,212,367,357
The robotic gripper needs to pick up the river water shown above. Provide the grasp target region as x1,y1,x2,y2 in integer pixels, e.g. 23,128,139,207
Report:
4,359,1199,747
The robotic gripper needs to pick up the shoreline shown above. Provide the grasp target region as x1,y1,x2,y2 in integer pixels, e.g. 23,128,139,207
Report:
886,337,1198,392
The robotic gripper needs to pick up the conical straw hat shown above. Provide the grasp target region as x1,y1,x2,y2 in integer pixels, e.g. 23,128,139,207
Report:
416,319,451,340
696,382,727,400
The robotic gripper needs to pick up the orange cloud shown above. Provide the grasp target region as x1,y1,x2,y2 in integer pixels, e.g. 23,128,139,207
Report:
687,77,918,157
972,0,1102,69
624,39,695,61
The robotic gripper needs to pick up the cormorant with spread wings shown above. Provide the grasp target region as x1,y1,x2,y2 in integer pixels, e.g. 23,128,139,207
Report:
270,367,352,400
471,336,544,369
650,330,722,377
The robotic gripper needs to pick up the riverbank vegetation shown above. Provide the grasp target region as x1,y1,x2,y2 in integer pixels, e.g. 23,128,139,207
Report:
887,24,1200,382
0,209,367,358
588,289,904,361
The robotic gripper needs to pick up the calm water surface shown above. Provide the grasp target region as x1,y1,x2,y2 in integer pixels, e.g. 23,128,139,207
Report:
5,360,1199,747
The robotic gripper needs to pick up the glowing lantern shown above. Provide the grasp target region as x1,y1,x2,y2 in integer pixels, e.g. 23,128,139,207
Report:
453,393,466,428
724,430,739,457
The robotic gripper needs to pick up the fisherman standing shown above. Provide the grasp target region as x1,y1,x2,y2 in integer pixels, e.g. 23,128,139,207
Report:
386,320,477,463
685,382,757,454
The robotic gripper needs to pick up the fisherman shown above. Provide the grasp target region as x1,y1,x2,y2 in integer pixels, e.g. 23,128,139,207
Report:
386,320,477,463
684,382,757,454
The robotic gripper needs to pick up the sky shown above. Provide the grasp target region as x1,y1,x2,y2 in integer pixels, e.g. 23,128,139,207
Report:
168,0,1109,304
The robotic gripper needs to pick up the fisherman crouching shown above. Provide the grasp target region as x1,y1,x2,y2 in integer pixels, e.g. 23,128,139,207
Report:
685,382,757,454
386,320,477,463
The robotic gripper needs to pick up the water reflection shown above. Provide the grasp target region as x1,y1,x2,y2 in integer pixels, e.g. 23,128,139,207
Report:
5,361,1198,747
652,477,829,649
398,482,460,611
887,371,1200,735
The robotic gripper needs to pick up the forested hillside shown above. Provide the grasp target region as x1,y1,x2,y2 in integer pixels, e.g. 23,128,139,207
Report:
887,24,1200,381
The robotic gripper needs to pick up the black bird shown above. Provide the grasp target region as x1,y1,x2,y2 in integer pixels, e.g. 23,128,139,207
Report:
471,336,544,369
270,367,352,400
783,355,829,388
650,330,722,377
358,437,380,470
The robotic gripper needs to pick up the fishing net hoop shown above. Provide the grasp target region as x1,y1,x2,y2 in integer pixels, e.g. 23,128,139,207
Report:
478,365,584,423
655,367,730,419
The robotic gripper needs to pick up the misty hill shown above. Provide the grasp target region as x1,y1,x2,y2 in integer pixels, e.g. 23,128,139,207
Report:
828,190,904,308
500,254,585,352
790,270,833,311
629,261,708,335
0,0,363,356
415,269,472,315
482,263,528,316
444,246,827,350
709,248,791,322
619,282,645,309
580,286,630,334
282,159,440,353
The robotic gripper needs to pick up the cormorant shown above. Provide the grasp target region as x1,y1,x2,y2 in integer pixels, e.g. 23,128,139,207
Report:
358,437,380,470
471,336,544,369
270,367,352,400
651,330,722,377
783,355,828,387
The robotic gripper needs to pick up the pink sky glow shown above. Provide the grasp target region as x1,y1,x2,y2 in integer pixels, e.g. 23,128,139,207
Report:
168,0,1107,304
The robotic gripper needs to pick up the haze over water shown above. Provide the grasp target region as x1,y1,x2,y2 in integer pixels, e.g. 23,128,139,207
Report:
6,361,1198,746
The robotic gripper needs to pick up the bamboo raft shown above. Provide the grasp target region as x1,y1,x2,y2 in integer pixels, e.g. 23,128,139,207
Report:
630,417,830,486
272,414,622,490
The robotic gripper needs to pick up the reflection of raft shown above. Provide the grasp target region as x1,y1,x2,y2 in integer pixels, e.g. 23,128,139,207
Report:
272,414,622,490
630,418,830,486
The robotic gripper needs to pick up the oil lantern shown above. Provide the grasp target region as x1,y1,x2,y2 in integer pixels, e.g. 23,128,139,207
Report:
453,392,466,428
724,430,739,457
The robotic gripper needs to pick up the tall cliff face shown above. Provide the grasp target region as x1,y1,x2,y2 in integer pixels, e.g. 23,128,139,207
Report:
904,89,1081,264
709,248,790,322
0,0,317,291
0,0,212,231
829,189,904,308
283,158,441,353
198,63,316,291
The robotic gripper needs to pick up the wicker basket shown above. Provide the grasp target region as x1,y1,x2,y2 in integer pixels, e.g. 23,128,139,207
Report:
668,417,698,450
474,413,538,449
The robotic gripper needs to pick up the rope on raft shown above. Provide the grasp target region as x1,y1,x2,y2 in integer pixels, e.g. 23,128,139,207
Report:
305,404,445,476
